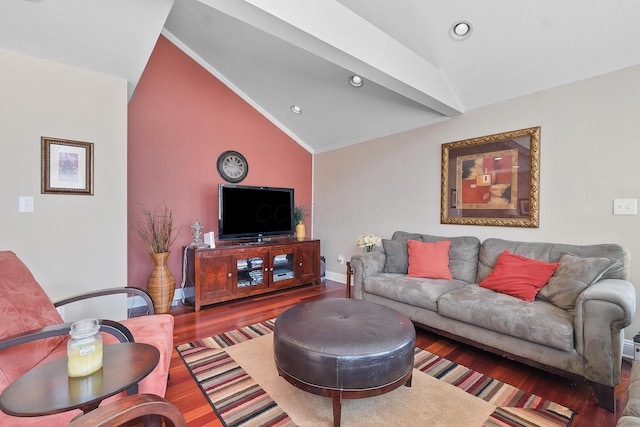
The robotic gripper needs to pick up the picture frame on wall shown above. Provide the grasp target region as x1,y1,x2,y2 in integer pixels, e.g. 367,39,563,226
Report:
41,137,94,195
440,126,540,228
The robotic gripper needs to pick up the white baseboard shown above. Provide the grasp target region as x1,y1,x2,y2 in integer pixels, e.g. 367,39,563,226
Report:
128,287,185,309
326,270,347,284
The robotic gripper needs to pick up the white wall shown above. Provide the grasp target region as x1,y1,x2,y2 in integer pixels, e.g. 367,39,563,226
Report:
314,65,640,337
0,49,128,317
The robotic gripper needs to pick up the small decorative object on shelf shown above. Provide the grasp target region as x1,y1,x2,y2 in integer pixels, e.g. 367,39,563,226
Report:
190,219,209,248
294,205,307,240
191,220,203,244
356,233,382,252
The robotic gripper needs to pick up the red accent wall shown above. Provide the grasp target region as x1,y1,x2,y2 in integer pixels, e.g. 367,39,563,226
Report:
127,36,313,289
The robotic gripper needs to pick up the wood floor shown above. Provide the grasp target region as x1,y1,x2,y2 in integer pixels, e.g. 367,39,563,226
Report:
163,279,631,427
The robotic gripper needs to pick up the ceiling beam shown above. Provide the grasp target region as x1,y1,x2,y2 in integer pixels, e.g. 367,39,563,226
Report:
198,0,464,116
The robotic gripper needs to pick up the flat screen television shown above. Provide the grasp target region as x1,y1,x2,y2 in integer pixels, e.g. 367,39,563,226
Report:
218,184,295,241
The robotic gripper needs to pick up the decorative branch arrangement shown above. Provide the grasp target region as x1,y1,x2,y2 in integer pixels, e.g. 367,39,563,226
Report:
130,203,177,254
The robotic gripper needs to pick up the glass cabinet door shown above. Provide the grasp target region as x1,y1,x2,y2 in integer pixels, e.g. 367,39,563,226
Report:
271,252,295,285
236,256,264,288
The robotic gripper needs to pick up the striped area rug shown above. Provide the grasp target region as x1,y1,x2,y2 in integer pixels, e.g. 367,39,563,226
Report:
412,350,574,426
176,319,574,427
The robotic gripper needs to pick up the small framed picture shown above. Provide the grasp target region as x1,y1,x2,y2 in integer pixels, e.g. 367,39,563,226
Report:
41,137,94,195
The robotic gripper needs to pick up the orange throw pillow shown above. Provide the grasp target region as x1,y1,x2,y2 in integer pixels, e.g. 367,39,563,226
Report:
480,250,560,301
407,240,452,279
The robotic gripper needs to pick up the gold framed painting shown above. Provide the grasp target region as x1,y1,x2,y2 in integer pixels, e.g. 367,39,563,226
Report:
441,127,540,227
41,137,94,195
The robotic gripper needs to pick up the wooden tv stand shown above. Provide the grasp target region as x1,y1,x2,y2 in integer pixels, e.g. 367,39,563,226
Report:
183,239,321,311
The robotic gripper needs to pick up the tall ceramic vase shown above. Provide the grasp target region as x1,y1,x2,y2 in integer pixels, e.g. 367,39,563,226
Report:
147,252,175,314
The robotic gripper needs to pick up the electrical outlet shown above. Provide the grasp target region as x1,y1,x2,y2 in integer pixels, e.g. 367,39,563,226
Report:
337,255,344,265
613,199,637,215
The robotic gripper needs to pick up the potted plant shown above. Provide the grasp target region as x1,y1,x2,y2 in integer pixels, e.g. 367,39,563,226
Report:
130,203,178,314
294,205,307,240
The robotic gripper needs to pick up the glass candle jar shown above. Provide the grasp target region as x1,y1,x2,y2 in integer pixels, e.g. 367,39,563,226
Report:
67,319,103,377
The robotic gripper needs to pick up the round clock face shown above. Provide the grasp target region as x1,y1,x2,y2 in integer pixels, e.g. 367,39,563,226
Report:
217,150,248,183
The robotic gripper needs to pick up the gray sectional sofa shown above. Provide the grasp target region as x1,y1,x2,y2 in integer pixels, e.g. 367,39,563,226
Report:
350,231,636,411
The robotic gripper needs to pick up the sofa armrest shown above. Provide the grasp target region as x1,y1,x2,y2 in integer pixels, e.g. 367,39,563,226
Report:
54,287,155,316
350,251,386,299
0,319,134,351
582,279,636,325
574,278,636,386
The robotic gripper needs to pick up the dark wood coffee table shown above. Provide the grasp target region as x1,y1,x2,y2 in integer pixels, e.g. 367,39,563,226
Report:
0,342,159,417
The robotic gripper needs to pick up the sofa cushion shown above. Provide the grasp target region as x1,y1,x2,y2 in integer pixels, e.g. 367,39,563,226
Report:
479,251,559,301
384,232,427,274
117,315,174,397
538,254,621,310
407,240,452,279
363,274,467,312
391,231,425,242
0,251,65,390
438,284,574,351
382,239,412,273
477,238,628,283
392,232,480,283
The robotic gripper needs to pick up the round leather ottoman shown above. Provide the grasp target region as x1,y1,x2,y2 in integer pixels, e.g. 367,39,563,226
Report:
273,298,416,427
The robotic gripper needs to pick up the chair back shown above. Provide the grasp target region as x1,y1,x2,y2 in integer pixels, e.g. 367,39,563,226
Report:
0,251,65,391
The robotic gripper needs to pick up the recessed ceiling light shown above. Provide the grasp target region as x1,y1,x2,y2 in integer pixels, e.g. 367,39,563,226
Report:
348,75,363,88
449,21,472,41
453,22,470,36
290,105,302,115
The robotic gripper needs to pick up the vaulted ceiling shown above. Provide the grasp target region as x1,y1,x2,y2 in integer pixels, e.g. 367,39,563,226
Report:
2,0,639,153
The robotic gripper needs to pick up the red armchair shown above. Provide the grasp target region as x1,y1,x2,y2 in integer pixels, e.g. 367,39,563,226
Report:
0,251,174,426
66,394,186,427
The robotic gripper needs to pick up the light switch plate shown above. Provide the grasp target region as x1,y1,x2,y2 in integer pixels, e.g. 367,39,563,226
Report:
613,199,637,215
18,196,34,213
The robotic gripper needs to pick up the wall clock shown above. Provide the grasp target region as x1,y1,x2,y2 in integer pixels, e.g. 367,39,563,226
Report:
217,150,248,183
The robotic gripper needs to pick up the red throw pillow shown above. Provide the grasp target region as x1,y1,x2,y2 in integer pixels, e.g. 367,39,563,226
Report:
480,250,560,301
407,240,452,279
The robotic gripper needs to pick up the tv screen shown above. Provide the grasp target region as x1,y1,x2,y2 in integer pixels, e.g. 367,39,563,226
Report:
218,184,295,241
